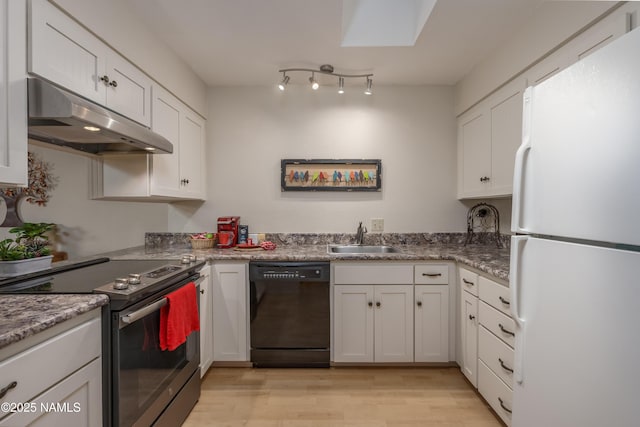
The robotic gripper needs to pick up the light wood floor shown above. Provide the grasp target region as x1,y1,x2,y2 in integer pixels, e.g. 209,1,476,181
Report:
183,367,503,427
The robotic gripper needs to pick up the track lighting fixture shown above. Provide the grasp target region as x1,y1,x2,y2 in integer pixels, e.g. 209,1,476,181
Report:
277,64,373,95
364,77,373,95
278,74,290,91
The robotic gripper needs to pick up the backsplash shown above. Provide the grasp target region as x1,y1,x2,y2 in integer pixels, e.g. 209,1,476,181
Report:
145,232,510,249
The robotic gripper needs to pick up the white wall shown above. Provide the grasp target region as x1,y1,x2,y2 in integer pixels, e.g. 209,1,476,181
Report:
0,145,168,258
168,84,468,234
50,0,208,116
455,1,616,115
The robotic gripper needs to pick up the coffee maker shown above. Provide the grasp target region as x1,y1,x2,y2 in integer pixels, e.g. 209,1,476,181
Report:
217,216,240,248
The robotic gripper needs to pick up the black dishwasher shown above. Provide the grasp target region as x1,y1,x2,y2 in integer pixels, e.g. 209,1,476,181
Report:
249,261,330,367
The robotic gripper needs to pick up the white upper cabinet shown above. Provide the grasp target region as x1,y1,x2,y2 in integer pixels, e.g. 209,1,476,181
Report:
150,86,205,198
92,85,206,201
178,111,206,198
458,4,634,200
0,0,28,186
28,0,152,126
457,77,526,199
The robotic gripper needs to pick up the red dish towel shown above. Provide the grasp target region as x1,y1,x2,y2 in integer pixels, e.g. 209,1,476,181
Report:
159,282,200,351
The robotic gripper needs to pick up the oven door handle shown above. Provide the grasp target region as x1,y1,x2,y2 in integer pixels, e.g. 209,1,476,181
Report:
120,298,167,326
119,276,204,327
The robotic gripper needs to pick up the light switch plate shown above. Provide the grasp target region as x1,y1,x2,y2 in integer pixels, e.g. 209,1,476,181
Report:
371,218,384,232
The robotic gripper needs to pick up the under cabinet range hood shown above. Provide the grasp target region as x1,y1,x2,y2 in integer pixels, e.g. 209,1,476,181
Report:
27,78,173,155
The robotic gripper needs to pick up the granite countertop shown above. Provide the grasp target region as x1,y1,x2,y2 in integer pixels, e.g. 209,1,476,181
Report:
108,242,511,282
0,233,509,351
0,294,109,350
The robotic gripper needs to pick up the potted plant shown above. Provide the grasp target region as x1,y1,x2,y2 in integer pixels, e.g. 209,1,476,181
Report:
0,222,55,277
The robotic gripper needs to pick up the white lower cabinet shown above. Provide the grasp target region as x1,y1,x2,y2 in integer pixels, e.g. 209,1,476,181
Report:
198,264,213,376
414,285,449,362
478,360,513,426
0,311,102,427
460,289,478,386
212,262,249,362
477,274,514,426
333,285,374,362
333,284,413,363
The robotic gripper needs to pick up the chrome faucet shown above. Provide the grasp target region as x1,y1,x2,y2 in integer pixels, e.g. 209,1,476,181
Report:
355,221,367,245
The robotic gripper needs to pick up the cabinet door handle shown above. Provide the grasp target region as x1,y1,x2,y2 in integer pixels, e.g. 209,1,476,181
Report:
200,289,205,294
499,323,515,337
480,176,491,182
422,273,442,277
498,397,512,414
499,358,514,373
100,75,110,85
0,381,17,399
498,296,510,306
376,301,381,308
368,301,373,307
109,80,118,88
417,301,422,307
468,314,475,320
462,278,474,286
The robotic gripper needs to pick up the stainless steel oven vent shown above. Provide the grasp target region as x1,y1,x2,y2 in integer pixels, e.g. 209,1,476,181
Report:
27,78,173,155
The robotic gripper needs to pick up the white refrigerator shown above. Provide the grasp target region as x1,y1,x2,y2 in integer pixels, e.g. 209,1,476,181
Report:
510,26,640,427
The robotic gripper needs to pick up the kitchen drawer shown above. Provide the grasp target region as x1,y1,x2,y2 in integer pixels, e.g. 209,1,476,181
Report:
479,301,515,348
333,263,413,285
478,325,514,388
459,268,478,296
479,276,511,316
0,317,100,415
478,360,513,426
414,264,449,284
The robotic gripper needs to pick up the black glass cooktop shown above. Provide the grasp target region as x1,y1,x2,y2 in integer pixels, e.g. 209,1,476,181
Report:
0,258,173,294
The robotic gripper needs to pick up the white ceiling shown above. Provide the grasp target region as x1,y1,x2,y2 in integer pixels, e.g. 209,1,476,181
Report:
128,0,546,87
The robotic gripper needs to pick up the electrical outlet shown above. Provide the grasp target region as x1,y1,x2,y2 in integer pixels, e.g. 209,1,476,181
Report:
371,218,384,232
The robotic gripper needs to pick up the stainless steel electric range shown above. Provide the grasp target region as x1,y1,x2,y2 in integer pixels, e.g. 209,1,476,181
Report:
0,256,206,427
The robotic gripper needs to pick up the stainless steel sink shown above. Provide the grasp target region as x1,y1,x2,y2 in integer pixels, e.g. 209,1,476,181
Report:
327,245,399,254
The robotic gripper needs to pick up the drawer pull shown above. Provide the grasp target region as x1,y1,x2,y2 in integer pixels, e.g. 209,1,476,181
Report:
0,381,17,399
462,278,474,286
499,358,514,373
499,323,515,337
422,273,442,277
499,296,510,306
498,397,512,414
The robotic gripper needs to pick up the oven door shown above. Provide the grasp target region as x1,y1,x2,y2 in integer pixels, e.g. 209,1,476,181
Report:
112,275,202,427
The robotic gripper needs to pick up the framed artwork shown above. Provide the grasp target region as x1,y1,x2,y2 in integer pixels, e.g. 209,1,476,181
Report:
281,159,381,192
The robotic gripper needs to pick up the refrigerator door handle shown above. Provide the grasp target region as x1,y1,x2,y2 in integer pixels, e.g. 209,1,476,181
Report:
510,235,528,384
511,87,533,234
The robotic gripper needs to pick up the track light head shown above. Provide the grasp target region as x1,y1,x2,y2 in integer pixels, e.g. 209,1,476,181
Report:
338,77,345,94
364,77,373,95
309,73,319,90
278,75,290,91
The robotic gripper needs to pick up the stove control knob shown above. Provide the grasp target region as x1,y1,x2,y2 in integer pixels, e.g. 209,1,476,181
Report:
114,278,129,290
128,274,141,285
